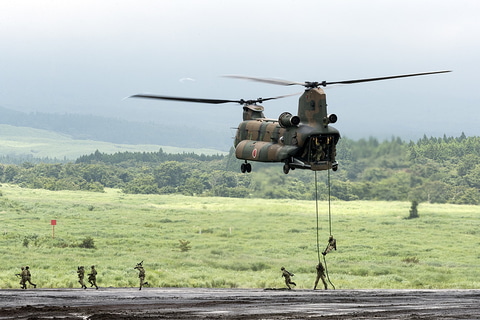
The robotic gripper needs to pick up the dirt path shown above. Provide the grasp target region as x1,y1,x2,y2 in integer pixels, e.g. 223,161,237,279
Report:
1,288,478,319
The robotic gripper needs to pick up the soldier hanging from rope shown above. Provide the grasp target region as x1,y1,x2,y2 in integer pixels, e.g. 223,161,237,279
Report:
322,235,336,256
314,262,328,290
319,235,337,290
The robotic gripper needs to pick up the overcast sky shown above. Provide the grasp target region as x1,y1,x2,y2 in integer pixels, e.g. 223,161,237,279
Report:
0,0,478,144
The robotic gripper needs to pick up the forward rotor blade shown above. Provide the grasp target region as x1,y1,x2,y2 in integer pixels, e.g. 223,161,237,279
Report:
223,75,304,86
259,92,302,102
324,70,451,86
130,94,240,104
129,92,299,105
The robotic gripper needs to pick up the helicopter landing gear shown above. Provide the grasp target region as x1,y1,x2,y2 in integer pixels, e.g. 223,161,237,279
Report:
332,161,338,171
241,161,252,173
283,163,290,174
283,159,296,174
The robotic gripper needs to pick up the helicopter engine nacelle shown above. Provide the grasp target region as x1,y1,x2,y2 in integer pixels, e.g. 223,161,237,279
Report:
324,113,338,125
278,112,300,128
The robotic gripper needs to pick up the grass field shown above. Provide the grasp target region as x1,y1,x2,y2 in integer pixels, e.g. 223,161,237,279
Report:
0,184,478,290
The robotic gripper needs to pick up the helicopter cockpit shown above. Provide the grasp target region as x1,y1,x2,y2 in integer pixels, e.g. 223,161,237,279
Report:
243,105,265,120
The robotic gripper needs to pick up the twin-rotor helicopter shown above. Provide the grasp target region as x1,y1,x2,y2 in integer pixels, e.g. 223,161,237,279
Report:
130,71,450,174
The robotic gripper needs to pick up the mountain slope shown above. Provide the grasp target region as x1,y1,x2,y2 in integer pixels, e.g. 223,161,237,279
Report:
0,106,232,151
0,124,226,161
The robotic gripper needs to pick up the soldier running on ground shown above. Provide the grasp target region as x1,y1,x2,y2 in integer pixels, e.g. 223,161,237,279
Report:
16,267,26,289
134,261,149,290
77,266,87,289
24,266,37,288
314,262,328,290
88,265,98,289
281,267,296,290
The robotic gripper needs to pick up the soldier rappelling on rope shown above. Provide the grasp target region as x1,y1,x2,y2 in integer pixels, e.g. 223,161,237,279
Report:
314,262,328,290
322,235,336,256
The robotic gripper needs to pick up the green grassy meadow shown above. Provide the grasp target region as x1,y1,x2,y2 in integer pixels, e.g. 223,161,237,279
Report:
0,184,478,289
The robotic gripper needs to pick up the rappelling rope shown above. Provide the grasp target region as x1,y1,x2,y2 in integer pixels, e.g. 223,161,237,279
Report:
315,170,321,263
328,168,332,236
324,168,335,289
314,169,335,289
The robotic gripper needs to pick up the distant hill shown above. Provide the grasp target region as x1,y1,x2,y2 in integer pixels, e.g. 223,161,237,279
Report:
0,106,232,151
0,124,227,162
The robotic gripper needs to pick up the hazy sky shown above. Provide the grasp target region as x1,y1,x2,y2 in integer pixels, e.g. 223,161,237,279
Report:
1,0,479,143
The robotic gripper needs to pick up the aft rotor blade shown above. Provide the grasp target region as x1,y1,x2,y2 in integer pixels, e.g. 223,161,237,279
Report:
324,70,452,86
223,75,304,86
130,94,240,104
225,70,451,88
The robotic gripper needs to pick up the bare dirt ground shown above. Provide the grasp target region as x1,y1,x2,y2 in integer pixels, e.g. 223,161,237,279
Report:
0,288,478,319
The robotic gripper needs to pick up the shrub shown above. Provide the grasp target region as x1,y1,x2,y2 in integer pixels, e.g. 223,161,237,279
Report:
178,239,191,252
402,256,420,264
78,236,96,249
407,200,419,219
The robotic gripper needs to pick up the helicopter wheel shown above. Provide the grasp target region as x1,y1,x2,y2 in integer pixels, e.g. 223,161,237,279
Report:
283,163,290,174
332,162,338,171
241,163,246,173
241,162,252,173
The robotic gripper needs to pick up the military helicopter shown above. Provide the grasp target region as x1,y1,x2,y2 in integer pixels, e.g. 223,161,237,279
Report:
130,70,450,174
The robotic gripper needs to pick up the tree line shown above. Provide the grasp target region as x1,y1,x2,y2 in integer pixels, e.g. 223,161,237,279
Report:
0,134,478,204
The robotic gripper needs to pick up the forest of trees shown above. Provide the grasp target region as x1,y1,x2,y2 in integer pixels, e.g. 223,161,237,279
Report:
0,134,479,205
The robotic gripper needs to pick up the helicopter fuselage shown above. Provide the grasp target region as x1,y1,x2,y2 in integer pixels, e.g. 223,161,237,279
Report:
234,87,340,173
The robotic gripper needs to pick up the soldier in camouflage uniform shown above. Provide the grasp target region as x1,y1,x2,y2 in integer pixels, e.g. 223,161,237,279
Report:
24,266,37,288
281,267,296,290
88,265,98,289
314,262,328,290
16,266,26,289
322,235,337,256
134,261,149,290
77,266,87,289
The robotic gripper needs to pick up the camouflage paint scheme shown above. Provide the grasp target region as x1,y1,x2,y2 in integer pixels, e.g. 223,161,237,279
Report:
234,88,340,172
